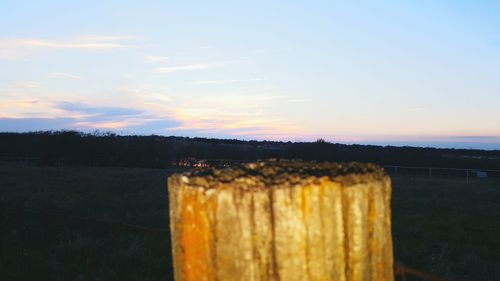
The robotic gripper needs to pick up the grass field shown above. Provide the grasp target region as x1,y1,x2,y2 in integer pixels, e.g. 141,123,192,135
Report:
1,164,499,281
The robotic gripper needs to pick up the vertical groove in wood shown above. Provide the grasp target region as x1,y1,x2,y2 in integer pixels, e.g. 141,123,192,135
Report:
369,181,387,281
321,179,346,281
268,187,279,281
215,187,239,281
235,188,256,280
383,177,394,280
304,182,327,280
273,185,308,281
344,183,370,281
251,189,274,280
168,162,394,281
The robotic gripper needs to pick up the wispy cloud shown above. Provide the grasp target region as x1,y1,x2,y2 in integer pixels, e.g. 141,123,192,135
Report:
48,72,82,79
0,117,78,132
154,63,213,73
53,101,176,130
57,102,143,118
401,107,425,112
150,93,173,102
0,115,180,132
447,135,500,142
252,49,281,55
72,120,133,129
143,56,169,63
167,94,303,138
0,35,136,59
153,60,251,74
76,35,135,41
2,38,135,49
0,87,302,138
193,78,265,85
0,88,16,93
287,98,308,103
0,98,60,118
13,81,40,88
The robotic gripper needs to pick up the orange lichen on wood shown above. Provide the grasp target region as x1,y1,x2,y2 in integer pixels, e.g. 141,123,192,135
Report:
179,191,214,281
168,161,394,281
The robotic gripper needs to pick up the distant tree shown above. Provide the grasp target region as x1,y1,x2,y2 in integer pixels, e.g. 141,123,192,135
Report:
315,138,328,144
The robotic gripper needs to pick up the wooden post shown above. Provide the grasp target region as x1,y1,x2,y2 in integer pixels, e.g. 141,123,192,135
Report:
168,161,394,281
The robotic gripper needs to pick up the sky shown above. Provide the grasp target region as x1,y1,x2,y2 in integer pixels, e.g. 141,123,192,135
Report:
1,1,500,150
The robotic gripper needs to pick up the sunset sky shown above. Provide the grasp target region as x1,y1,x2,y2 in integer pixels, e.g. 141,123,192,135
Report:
1,1,499,149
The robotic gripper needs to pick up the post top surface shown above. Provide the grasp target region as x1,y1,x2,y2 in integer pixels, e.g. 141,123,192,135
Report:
170,161,388,189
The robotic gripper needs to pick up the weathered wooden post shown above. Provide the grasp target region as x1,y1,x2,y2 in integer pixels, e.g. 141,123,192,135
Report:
168,161,394,281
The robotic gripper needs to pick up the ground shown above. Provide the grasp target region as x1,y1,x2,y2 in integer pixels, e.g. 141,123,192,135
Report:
1,164,499,281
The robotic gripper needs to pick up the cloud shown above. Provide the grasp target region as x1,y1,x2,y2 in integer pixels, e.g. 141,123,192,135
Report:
76,35,135,41
150,93,173,102
48,72,82,79
0,117,78,132
0,88,16,93
120,119,181,133
13,81,40,88
2,39,135,49
0,35,136,59
401,107,425,112
0,116,181,132
72,120,135,129
143,56,169,63
287,98,308,103
447,136,500,143
0,85,303,139
153,60,251,74
193,78,265,85
0,97,180,132
0,98,62,119
56,102,143,118
252,49,279,55
167,94,304,138
154,63,216,73
53,101,180,130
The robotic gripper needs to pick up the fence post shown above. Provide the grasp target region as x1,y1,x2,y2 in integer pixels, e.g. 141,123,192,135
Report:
168,161,394,281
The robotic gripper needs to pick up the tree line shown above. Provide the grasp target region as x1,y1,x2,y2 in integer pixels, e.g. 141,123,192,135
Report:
0,130,499,169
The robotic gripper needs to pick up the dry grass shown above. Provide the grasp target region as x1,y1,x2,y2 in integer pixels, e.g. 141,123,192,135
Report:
391,175,500,280
0,164,499,280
